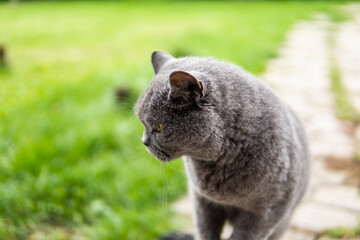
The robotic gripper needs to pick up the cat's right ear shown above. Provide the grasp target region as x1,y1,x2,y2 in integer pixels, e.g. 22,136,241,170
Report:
168,71,205,107
151,51,174,74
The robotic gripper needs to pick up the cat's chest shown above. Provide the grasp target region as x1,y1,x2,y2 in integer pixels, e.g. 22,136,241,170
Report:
183,157,257,205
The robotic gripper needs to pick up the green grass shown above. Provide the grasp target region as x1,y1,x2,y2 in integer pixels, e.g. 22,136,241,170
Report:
325,224,360,239
327,5,353,23
327,6,359,123
329,63,359,122
0,2,343,239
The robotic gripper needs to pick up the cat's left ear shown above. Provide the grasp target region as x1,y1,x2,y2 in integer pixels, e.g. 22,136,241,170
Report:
168,71,205,106
152,51,174,74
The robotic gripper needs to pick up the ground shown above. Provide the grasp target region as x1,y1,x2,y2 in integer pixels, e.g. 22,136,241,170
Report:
0,1,357,240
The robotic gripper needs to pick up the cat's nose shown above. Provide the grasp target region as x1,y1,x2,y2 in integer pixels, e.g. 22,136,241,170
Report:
143,138,150,146
142,131,150,146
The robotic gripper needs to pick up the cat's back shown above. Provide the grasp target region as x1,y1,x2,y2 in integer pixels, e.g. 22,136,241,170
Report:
163,56,252,84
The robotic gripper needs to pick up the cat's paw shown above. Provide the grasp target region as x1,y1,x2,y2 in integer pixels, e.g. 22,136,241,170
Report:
157,232,194,240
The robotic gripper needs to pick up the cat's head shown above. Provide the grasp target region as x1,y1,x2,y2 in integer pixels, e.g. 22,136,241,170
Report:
135,51,222,162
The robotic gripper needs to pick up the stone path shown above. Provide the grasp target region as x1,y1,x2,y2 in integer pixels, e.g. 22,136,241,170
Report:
264,11,360,240
334,4,360,162
172,5,360,240
335,11,360,112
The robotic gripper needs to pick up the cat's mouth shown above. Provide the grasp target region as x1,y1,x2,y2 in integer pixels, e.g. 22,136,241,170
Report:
146,146,173,162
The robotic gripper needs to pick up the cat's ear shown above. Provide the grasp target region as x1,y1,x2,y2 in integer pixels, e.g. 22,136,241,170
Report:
168,71,205,106
151,51,174,74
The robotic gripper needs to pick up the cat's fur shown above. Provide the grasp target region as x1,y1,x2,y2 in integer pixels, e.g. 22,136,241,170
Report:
135,51,310,240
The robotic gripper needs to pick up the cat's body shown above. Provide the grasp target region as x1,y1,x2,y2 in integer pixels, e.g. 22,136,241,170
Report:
135,51,310,240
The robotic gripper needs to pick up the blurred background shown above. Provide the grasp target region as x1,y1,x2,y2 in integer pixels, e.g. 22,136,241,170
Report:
0,1,359,240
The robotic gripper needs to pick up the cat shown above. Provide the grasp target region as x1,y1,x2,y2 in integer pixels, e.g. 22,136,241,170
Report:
135,51,310,240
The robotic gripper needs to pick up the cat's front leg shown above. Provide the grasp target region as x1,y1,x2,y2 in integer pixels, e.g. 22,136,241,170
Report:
229,208,284,240
192,191,226,240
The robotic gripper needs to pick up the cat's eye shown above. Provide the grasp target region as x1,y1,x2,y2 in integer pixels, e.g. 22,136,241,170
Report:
155,124,163,133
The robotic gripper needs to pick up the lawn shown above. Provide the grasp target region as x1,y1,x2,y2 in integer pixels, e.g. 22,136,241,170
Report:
0,1,342,239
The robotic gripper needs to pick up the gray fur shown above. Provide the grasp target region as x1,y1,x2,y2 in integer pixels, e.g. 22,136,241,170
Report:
135,51,310,240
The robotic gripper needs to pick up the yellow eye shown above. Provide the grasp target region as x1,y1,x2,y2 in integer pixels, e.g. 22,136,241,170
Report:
155,124,163,133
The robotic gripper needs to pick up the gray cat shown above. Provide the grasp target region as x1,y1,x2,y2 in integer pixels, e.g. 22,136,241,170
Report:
135,51,310,240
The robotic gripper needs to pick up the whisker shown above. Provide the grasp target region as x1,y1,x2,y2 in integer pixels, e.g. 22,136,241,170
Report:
167,162,185,172
164,163,172,196
160,162,167,209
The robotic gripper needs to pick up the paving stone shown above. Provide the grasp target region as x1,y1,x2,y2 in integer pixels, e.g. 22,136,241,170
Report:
173,196,192,216
355,126,360,143
279,229,315,240
309,160,347,189
221,223,233,239
290,201,359,232
318,237,360,240
313,185,360,212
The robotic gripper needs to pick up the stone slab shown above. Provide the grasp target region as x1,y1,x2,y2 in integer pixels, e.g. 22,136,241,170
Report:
309,160,347,189
279,229,315,240
318,237,360,240
290,201,359,232
313,185,360,212
173,196,192,216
